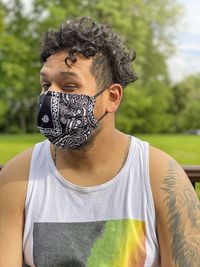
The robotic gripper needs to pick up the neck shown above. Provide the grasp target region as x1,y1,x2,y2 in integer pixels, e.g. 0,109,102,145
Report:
53,128,129,172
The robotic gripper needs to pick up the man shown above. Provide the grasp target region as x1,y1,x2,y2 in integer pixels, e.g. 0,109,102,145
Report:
0,17,199,267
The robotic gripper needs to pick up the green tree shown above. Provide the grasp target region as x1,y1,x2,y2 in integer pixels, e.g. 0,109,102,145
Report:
0,0,40,132
170,74,200,132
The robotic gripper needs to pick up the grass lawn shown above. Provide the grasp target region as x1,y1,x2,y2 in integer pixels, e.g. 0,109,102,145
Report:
0,133,199,197
136,134,200,165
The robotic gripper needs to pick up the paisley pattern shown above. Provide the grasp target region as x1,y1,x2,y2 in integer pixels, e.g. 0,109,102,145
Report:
37,91,99,150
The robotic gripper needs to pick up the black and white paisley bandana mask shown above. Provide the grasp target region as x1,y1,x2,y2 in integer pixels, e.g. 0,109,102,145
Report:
37,89,106,150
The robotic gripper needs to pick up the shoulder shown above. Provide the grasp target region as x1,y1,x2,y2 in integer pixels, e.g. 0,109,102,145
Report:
148,145,191,211
148,145,194,218
0,147,34,210
0,146,34,180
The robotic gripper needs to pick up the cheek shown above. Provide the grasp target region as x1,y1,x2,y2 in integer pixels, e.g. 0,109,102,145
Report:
93,97,106,118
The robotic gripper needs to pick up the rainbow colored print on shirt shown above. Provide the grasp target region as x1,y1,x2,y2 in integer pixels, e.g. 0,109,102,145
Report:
87,219,146,267
32,219,146,267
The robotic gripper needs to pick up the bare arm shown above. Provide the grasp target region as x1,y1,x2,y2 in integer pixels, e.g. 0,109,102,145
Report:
150,146,200,267
0,149,32,267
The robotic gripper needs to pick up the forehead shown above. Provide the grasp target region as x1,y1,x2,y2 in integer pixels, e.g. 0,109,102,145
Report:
40,50,93,79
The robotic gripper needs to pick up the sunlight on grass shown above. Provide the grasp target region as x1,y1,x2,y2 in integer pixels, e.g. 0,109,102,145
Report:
137,134,200,165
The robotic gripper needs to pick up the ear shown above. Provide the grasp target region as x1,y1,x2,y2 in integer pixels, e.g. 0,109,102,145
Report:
106,83,123,113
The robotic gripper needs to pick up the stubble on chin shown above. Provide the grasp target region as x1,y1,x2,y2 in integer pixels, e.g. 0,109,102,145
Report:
73,125,102,152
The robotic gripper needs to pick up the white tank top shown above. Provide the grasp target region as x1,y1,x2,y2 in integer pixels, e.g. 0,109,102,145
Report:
23,136,160,267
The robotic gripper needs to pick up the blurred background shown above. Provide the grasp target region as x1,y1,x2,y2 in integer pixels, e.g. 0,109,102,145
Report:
0,0,199,178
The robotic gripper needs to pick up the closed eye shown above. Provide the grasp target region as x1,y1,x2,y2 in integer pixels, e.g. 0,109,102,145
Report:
40,83,78,92
62,84,78,91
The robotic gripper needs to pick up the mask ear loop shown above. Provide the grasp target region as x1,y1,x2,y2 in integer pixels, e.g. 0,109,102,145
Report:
97,111,107,123
93,88,107,98
93,88,108,123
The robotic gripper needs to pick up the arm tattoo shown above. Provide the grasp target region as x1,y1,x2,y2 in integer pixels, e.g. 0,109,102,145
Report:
162,160,200,267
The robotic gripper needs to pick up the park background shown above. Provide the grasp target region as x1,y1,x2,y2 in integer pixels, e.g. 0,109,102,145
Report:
0,0,199,196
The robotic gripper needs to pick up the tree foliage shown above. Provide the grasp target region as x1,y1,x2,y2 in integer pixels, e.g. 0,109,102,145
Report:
170,74,200,132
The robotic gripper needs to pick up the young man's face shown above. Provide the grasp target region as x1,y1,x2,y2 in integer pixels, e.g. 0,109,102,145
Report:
39,50,108,129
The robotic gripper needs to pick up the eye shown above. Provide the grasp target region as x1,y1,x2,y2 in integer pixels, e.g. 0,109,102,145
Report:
62,84,77,91
41,83,50,91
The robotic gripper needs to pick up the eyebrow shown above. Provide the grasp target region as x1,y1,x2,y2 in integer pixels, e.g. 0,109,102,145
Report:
40,71,82,82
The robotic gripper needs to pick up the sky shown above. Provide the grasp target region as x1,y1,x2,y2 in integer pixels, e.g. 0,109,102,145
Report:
167,0,200,83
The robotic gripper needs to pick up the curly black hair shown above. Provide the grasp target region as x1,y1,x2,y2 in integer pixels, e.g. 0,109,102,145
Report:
40,16,137,89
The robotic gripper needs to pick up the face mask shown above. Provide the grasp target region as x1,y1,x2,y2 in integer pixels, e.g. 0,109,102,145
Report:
37,89,106,150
